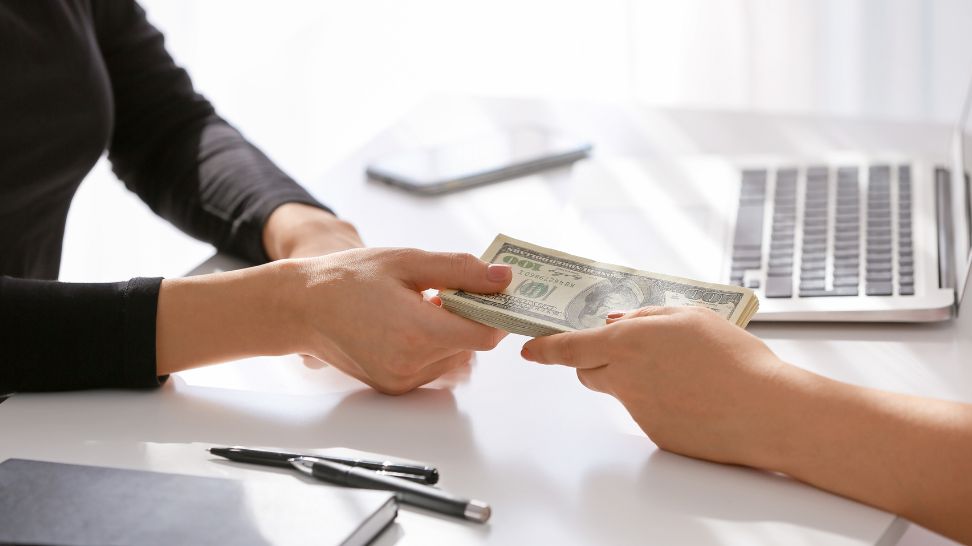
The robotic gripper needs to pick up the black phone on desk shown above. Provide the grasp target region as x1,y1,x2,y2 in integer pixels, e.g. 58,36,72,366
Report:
366,126,592,195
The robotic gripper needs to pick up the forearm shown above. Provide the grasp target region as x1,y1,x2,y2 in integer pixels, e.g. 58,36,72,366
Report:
156,262,302,375
778,373,972,543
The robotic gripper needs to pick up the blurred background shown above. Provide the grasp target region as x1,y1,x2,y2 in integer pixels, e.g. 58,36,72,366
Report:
63,0,972,284
59,3,972,543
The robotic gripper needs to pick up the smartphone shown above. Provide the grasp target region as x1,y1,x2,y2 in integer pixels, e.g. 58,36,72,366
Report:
366,126,592,195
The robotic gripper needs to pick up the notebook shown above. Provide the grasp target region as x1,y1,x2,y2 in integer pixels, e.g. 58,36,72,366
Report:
0,458,397,546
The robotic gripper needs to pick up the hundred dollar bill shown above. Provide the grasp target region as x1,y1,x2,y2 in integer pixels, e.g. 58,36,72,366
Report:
439,234,758,337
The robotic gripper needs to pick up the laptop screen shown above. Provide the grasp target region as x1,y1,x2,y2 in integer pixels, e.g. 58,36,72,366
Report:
951,80,972,306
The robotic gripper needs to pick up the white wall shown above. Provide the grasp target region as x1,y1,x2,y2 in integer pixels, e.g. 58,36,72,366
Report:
147,0,972,122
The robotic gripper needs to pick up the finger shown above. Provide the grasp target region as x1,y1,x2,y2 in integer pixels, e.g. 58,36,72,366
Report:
300,354,329,369
418,303,507,351
576,366,613,395
416,350,475,383
307,350,379,390
377,350,475,395
398,251,512,294
605,305,675,324
435,354,475,388
520,327,611,369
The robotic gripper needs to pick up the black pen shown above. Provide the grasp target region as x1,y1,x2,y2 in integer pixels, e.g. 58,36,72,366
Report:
290,456,491,523
209,446,439,485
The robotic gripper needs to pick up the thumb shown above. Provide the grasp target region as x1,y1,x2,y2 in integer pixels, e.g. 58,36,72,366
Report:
521,327,610,369
399,251,513,293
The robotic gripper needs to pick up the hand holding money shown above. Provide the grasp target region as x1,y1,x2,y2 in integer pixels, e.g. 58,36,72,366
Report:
439,234,758,336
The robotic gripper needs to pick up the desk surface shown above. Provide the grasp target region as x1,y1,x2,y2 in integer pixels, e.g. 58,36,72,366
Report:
4,97,970,545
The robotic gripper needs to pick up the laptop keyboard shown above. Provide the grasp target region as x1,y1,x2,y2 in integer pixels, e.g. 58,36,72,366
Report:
730,165,915,298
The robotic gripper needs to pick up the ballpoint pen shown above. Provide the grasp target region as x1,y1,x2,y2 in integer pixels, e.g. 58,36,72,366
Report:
290,456,491,524
209,446,439,485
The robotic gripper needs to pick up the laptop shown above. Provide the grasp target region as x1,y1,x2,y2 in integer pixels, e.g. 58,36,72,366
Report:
559,82,971,323
717,81,972,322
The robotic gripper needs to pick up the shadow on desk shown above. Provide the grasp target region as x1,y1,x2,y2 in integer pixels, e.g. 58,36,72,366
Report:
573,444,902,545
0,373,903,545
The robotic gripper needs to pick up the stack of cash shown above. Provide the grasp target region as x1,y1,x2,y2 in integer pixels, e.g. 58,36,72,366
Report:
439,234,759,337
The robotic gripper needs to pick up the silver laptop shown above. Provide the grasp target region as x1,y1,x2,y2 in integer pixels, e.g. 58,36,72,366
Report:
725,84,972,322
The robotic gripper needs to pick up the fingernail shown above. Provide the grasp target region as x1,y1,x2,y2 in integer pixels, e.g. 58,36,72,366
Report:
487,264,512,282
520,346,535,361
606,311,626,319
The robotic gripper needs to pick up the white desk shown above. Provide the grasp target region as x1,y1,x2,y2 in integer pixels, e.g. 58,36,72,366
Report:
4,97,969,545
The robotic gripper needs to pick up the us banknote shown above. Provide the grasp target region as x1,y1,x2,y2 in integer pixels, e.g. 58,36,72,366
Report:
439,234,758,337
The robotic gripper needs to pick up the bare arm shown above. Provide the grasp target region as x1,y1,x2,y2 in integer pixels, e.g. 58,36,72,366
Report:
781,376,972,541
522,307,972,543
156,262,295,375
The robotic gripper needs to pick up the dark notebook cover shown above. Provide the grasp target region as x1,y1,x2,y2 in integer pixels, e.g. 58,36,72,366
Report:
0,458,397,546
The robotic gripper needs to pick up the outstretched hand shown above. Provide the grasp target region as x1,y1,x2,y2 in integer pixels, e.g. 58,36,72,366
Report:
521,306,813,469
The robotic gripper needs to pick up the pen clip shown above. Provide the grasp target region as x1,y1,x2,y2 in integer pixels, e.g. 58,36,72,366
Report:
371,470,433,483
292,456,430,484
288,456,315,477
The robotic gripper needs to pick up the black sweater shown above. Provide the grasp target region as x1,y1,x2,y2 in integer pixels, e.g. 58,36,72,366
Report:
0,1,329,393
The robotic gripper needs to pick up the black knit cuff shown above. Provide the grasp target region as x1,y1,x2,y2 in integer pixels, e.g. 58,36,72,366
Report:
121,277,166,388
0,276,167,392
228,191,334,265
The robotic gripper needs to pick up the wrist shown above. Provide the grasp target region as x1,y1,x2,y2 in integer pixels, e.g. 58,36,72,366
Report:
763,371,928,520
745,360,836,474
762,366,887,483
262,258,317,355
156,261,301,375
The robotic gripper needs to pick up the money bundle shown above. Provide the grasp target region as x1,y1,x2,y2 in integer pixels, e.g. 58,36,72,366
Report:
439,234,759,337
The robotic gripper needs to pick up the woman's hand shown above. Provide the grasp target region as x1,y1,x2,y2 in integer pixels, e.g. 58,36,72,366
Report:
281,248,512,393
157,248,512,395
521,306,819,469
263,203,364,259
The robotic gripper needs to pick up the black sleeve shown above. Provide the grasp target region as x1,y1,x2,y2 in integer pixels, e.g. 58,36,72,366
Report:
0,276,166,394
90,0,332,264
